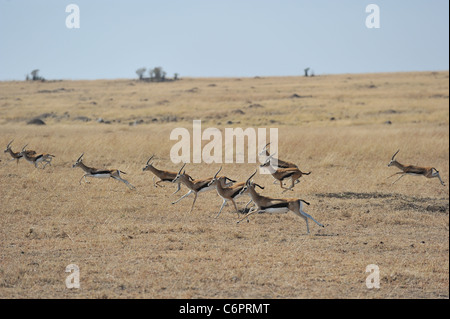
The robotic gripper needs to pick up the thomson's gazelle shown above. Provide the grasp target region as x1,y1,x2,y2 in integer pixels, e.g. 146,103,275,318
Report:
20,144,54,169
142,154,193,194
171,164,234,214
207,167,253,219
237,171,324,234
72,153,136,190
4,140,36,165
387,150,445,186
261,153,310,191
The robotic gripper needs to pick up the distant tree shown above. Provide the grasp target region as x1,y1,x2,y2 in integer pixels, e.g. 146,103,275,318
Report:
31,69,40,81
304,68,310,77
152,67,163,81
174,73,179,80
28,69,45,81
136,67,146,80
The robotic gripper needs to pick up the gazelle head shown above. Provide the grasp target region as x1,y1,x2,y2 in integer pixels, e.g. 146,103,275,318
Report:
207,167,237,187
172,163,187,183
19,144,29,156
142,154,155,171
258,142,271,157
259,152,277,168
388,149,400,167
239,170,264,195
4,140,14,153
72,153,84,168
207,166,223,187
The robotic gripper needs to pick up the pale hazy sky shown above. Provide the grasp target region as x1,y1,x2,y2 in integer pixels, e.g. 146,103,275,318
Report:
0,0,448,80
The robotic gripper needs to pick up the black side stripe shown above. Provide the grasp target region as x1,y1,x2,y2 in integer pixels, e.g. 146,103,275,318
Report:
230,188,243,199
281,172,295,180
197,182,211,191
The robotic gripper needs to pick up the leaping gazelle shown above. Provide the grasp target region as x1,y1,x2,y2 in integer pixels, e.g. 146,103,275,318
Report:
20,144,54,169
72,153,136,190
171,164,234,214
387,150,445,186
237,171,324,234
261,153,311,191
142,154,193,195
4,140,36,165
207,167,253,219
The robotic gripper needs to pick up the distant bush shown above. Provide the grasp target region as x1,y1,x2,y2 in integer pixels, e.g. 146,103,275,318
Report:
136,66,178,82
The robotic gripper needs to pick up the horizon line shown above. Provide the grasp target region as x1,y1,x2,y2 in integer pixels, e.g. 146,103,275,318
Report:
1,69,449,83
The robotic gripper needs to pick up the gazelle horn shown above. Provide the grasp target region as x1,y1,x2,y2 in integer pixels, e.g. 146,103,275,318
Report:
77,153,84,162
246,170,257,184
146,154,155,165
391,149,400,160
177,163,186,175
213,166,222,179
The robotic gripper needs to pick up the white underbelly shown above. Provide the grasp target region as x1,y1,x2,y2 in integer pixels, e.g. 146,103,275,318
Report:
263,207,290,214
91,173,111,179
198,185,214,193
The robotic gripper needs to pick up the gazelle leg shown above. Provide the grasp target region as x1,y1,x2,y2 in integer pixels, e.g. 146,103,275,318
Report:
433,171,445,186
172,190,193,204
299,205,324,229
155,180,165,187
188,193,198,213
215,199,227,218
80,174,91,184
237,207,260,224
171,183,181,195
387,172,403,179
112,175,135,189
244,199,253,210
231,199,240,218
392,173,406,184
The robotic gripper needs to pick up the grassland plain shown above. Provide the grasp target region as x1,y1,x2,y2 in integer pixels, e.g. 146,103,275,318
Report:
0,71,448,299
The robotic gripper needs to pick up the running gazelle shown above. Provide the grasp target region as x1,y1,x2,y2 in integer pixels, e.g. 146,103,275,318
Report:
4,140,36,165
387,150,445,186
72,153,135,189
20,144,54,169
237,171,324,234
207,166,253,219
142,154,193,194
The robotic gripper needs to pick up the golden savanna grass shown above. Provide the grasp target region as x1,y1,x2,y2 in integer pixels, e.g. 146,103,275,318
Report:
0,71,448,299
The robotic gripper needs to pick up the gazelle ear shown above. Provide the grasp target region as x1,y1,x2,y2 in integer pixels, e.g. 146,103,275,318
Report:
226,177,236,183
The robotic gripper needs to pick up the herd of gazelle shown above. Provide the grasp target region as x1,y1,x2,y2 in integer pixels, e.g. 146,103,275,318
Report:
3,141,446,233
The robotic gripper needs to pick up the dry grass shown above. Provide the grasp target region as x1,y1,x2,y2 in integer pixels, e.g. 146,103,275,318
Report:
0,71,448,299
